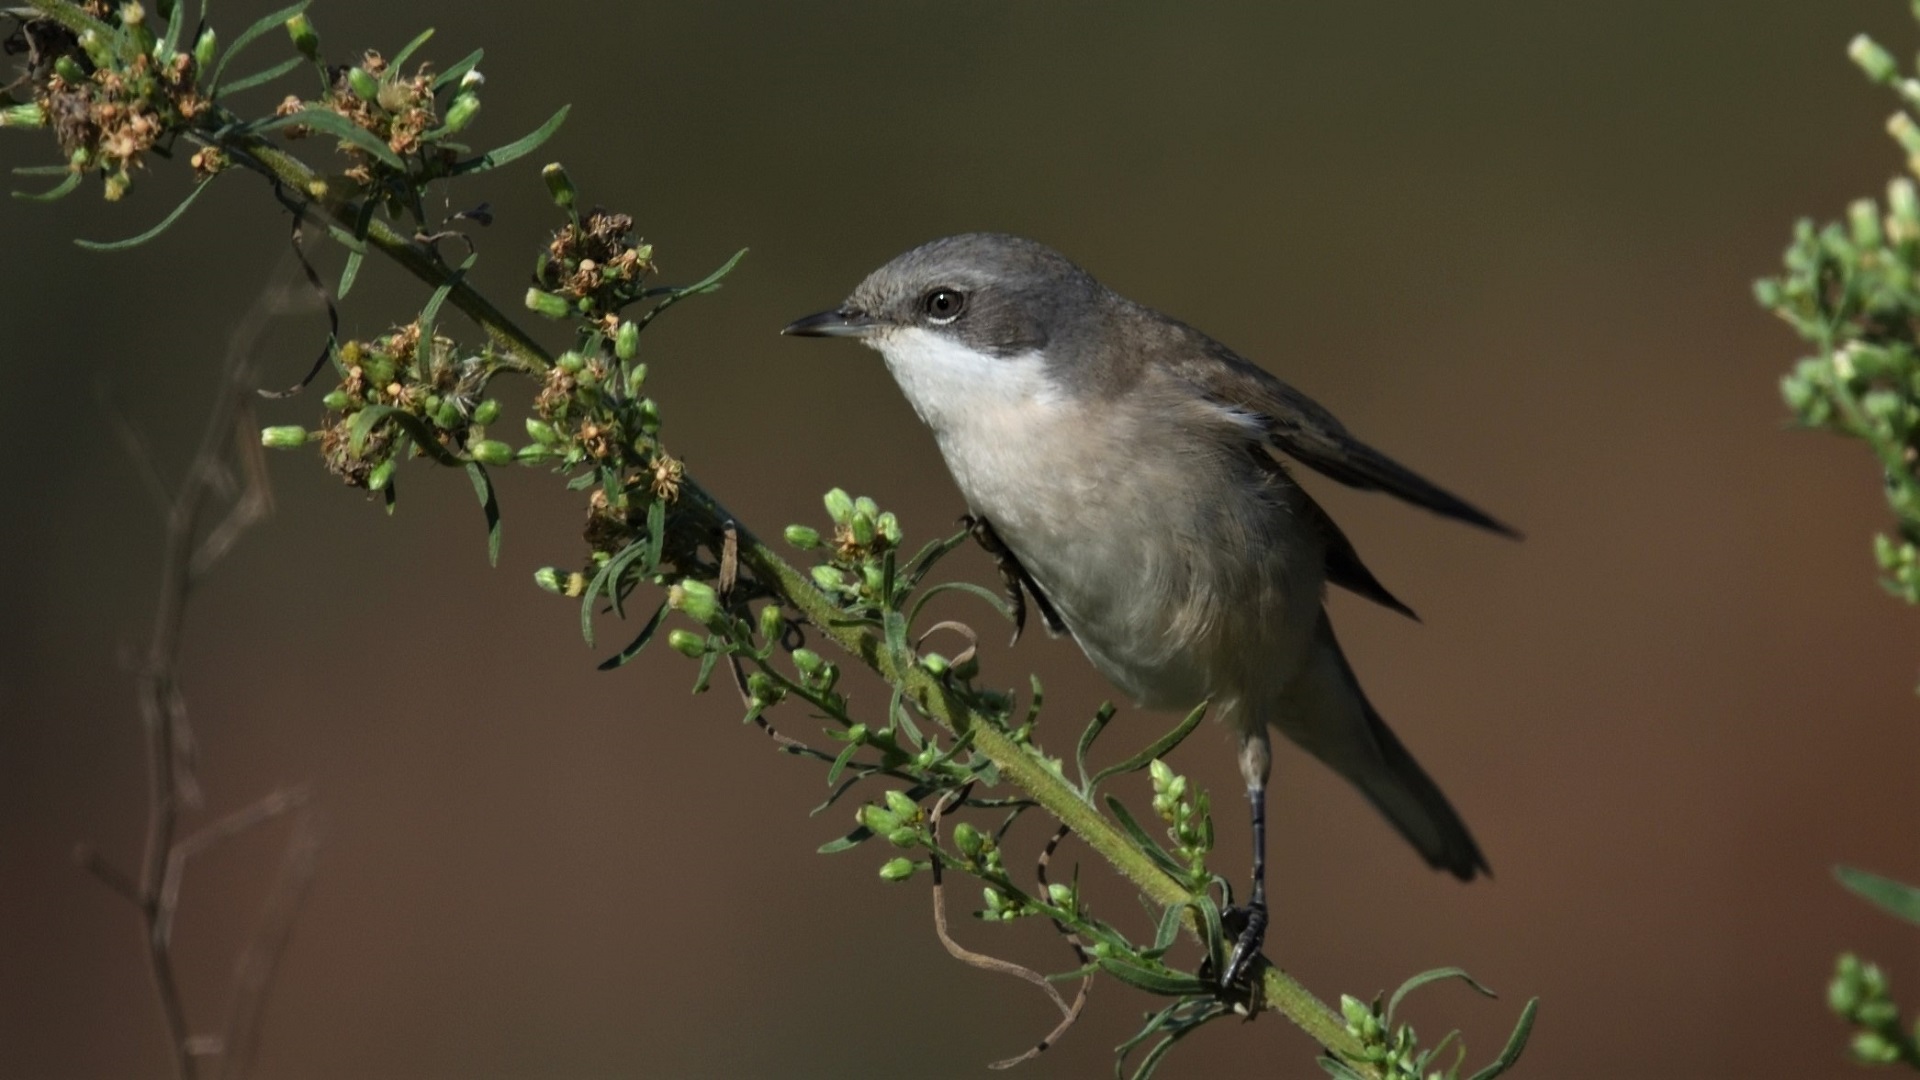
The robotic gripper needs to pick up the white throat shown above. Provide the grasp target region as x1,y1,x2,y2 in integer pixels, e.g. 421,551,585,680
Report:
867,326,1061,439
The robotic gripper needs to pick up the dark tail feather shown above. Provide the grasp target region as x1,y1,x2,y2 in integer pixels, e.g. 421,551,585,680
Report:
1353,701,1489,881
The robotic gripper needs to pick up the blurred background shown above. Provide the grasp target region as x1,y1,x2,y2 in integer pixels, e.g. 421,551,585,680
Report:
5,1,1920,1076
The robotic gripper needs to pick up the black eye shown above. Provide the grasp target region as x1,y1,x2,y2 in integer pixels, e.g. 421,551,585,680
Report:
922,287,967,322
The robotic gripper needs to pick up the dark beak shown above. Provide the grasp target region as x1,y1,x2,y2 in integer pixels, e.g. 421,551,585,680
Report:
781,308,878,338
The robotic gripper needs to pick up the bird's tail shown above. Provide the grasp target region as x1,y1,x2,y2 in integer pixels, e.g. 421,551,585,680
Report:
1273,613,1488,880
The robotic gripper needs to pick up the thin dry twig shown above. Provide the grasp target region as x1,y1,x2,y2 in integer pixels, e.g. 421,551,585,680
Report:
79,255,325,1080
926,786,1088,1070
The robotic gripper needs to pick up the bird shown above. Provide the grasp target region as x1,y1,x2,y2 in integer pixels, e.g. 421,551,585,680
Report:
782,232,1512,988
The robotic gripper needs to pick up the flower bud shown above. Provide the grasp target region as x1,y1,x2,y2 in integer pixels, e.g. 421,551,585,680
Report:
193,27,217,71
883,789,919,820
784,524,821,549
347,66,380,103
1854,1030,1901,1064
666,628,706,658
849,511,876,546
920,653,949,676
286,13,319,60
758,603,785,642
533,567,564,594
859,802,899,833
526,417,559,444
854,496,879,521
614,320,639,361
625,362,647,397
260,425,310,448
525,288,570,319
810,565,843,593
432,399,460,430
878,857,916,882
367,458,395,491
1850,34,1899,84
322,389,350,411
876,511,902,545
0,103,46,128
460,69,485,89
792,648,824,675
557,350,585,374
952,821,985,858
468,439,512,465
823,487,854,524
541,162,577,210
886,826,919,849
441,93,480,134
668,578,720,623
471,399,501,425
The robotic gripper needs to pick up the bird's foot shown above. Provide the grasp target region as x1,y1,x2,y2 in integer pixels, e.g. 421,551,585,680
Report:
1218,898,1268,994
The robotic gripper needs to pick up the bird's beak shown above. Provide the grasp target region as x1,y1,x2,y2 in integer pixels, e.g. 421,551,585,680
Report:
781,307,878,338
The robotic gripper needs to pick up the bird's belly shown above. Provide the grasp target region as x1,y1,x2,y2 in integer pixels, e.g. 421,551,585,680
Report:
933,417,1324,711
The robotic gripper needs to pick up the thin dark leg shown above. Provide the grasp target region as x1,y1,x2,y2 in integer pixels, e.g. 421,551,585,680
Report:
1221,728,1272,990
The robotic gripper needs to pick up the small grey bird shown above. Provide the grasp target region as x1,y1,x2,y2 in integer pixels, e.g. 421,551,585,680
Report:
784,233,1510,986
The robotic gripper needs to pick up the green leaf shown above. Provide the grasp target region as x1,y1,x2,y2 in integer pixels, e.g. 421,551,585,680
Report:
1076,703,1115,791
1104,795,1187,878
210,0,312,91
597,601,667,670
418,252,475,357
12,170,81,202
432,48,484,92
1147,900,1184,956
452,104,570,174
899,527,971,590
817,825,874,854
1836,866,1920,926
1094,955,1209,997
346,405,461,464
1317,1059,1370,1080
217,55,304,97
389,27,435,71
882,608,911,673
1088,701,1208,790
826,741,861,787
12,165,72,176
75,179,216,251
259,109,405,170
633,248,748,329
464,461,501,565
1385,966,1497,1027
159,0,189,65
1465,997,1539,1080
906,580,1013,627
644,498,667,577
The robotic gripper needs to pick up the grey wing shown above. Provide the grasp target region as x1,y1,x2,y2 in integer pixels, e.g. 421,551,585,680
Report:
1176,336,1519,538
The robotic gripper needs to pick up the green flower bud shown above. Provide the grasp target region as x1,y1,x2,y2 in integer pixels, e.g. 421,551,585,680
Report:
367,458,396,491
792,648,824,675
883,790,919,820
823,487,854,524
668,578,720,623
1860,999,1902,1028
784,524,821,549
854,495,879,521
879,857,916,882
0,103,46,128
78,30,113,68
322,389,350,411
1893,178,1920,226
746,672,780,704
432,400,460,429
637,398,660,432
347,66,380,103
666,628,706,658
849,511,876,546
625,362,647,396
557,350,585,374
1851,34,1899,84
920,653,949,676
1340,995,1372,1029
842,722,868,745
533,567,564,594
526,417,559,444
469,439,512,466
1149,758,1173,789
260,425,310,448
441,93,480,134
886,826,919,849
285,13,319,60
516,444,549,462
859,802,900,833
876,511,902,545
541,162,576,209
525,288,570,319
1850,198,1884,249
471,399,501,425
861,564,884,593
1047,883,1073,907
54,55,86,83
758,603,785,642
614,320,639,361
952,821,985,858
810,565,843,593
193,27,217,71
1854,1030,1901,1064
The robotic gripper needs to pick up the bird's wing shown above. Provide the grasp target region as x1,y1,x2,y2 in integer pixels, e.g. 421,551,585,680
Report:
1168,335,1518,538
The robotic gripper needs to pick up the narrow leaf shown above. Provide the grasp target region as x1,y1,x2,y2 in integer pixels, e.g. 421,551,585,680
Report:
259,109,405,170
907,580,1013,627
432,48,484,92
644,498,666,576
1836,865,1920,926
633,247,748,329
1465,997,1539,1080
1089,701,1208,790
12,165,72,176
1386,966,1497,1027
817,825,874,854
210,0,311,90
900,526,971,589
1076,702,1115,791
76,179,215,250
159,0,188,65
1094,955,1208,997
418,251,475,352
1105,795,1186,878
217,55,303,96
389,27,435,71
597,602,667,670
826,741,860,788
12,170,81,202
453,104,569,174
464,462,501,565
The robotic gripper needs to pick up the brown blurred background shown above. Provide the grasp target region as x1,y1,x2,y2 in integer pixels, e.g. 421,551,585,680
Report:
6,1,1920,1076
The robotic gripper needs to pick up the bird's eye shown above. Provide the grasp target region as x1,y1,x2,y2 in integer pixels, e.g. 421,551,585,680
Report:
922,288,967,323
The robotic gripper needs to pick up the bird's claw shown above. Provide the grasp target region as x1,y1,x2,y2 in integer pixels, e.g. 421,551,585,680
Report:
1218,899,1268,993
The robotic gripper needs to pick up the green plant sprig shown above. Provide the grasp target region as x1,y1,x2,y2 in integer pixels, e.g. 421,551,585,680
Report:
3,2,1537,1075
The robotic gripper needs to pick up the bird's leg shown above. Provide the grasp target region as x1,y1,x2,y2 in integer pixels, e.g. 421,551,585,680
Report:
1220,726,1273,991
962,513,1066,644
